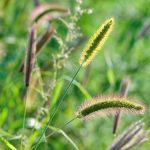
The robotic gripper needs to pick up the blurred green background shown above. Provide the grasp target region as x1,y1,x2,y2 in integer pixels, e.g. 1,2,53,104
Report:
0,0,150,149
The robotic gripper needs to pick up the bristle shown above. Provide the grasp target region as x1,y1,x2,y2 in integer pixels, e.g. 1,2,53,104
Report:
76,95,145,120
79,17,114,67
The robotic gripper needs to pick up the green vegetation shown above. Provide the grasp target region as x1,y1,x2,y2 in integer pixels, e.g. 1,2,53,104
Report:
0,0,150,149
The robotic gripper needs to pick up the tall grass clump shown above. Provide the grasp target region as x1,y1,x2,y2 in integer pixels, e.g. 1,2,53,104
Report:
33,17,115,149
1,0,150,150
50,17,115,122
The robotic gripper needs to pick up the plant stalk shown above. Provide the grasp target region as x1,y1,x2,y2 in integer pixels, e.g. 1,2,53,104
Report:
33,64,82,150
113,77,130,134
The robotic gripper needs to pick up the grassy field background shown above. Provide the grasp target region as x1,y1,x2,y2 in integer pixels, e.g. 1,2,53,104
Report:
0,0,150,149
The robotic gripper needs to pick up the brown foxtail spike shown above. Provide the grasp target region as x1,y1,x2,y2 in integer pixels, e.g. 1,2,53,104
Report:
36,25,55,52
108,121,150,150
19,25,55,72
24,24,37,87
113,76,130,134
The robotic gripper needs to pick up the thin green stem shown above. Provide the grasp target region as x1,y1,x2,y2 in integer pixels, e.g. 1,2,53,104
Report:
30,58,57,137
21,91,28,150
46,116,78,138
33,64,82,150
61,116,78,129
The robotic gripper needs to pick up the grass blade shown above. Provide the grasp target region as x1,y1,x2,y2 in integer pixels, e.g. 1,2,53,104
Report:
0,136,17,150
64,76,91,99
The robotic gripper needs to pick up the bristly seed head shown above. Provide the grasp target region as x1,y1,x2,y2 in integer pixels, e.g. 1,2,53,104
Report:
76,95,146,121
24,24,37,87
79,17,114,67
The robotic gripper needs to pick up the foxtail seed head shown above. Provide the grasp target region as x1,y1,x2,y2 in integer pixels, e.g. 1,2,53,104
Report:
79,18,114,67
25,25,37,87
76,95,145,121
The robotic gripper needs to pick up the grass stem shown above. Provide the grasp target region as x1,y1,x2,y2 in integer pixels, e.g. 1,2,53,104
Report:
21,91,28,150
33,64,82,150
